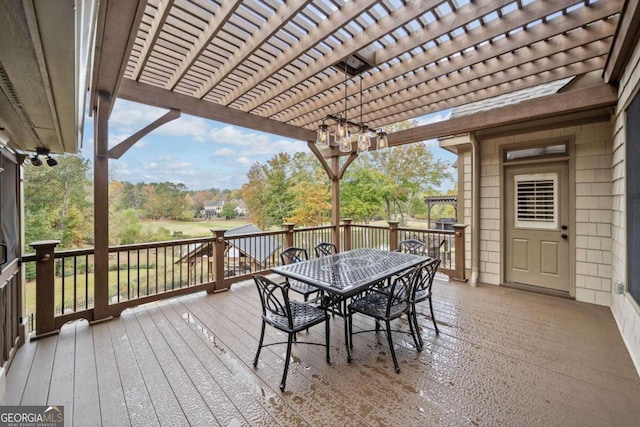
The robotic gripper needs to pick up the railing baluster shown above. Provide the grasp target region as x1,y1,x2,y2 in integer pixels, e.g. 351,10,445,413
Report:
59,258,64,315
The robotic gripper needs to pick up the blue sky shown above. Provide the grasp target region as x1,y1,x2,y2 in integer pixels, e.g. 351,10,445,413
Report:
80,99,457,191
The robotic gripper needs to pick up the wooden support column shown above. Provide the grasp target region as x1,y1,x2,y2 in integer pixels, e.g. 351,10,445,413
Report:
342,218,352,251
212,230,227,292
388,221,400,251
93,92,111,321
452,224,468,282
331,156,340,251
30,240,59,339
283,223,295,248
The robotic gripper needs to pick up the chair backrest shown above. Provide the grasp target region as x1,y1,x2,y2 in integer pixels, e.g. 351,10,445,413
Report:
427,238,446,259
385,264,422,316
314,242,337,257
280,246,309,265
412,258,441,300
253,274,293,328
396,239,426,255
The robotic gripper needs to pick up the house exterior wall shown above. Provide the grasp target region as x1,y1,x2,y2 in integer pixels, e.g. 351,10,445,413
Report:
611,39,640,372
470,121,613,303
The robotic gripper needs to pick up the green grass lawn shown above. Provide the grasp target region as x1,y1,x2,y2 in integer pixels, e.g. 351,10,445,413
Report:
146,218,251,237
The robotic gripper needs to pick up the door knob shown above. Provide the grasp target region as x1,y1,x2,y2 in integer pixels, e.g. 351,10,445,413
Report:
561,225,568,230
561,234,568,239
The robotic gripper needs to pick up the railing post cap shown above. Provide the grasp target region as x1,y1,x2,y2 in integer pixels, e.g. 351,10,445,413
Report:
387,220,400,227
342,218,353,223
452,223,468,229
30,240,61,249
212,229,226,236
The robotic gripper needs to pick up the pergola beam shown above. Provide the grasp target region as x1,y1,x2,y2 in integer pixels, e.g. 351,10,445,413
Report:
89,0,146,117
118,79,315,142
387,83,617,147
604,0,640,83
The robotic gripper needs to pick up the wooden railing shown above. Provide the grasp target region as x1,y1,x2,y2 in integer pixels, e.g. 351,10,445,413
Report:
1,259,22,370
24,221,466,337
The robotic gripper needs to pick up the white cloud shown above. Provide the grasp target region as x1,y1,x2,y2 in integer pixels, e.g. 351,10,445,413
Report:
110,100,167,129
214,147,236,156
236,157,254,165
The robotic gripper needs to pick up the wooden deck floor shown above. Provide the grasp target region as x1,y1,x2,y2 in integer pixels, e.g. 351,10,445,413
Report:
3,277,640,426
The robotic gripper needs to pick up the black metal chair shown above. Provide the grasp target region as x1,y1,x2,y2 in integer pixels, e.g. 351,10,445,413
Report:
314,242,337,257
279,247,320,301
396,239,426,255
427,238,446,260
253,275,330,391
347,264,422,373
410,258,441,348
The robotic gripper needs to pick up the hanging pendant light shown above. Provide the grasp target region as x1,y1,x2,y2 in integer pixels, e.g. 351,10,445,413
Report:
377,129,388,150
315,55,389,153
357,125,371,152
316,122,330,148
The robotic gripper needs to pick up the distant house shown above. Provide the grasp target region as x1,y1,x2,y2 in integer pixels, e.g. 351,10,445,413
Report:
202,201,223,219
176,224,280,278
234,201,248,217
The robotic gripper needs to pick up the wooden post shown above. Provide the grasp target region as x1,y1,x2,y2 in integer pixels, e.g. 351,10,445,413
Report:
283,223,295,249
342,219,352,251
30,240,60,339
388,221,400,251
452,224,468,282
93,92,111,321
331,156,341,251
212,230,227,292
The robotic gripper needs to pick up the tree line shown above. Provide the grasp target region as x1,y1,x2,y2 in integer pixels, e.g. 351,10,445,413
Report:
24,125,455,249
24,156,242,249
241,142,453,229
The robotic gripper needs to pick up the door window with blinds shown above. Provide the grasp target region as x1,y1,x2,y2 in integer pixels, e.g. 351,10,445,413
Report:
513,173,558,229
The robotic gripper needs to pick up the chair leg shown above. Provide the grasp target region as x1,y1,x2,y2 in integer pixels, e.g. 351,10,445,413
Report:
408,308,423,352
347,310,353,362
325,315,331,363
280,334,294,391
428,297,439,335
384,319,401,373
253,321,266,367
411,302,424,350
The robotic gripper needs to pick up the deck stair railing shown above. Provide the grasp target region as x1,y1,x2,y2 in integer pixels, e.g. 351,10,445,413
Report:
23,221,465,338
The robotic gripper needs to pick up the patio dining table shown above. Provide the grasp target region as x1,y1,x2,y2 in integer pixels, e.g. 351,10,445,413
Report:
272,248,427,353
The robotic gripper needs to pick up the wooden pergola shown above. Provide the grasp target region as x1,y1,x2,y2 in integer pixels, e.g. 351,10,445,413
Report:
85,0,633,318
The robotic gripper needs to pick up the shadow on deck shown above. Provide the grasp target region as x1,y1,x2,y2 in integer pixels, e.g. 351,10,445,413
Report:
3,278,639,426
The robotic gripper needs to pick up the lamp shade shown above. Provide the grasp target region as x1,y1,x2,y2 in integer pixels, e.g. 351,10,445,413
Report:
316,124,330,148
357,126,371,152
377,130,388,150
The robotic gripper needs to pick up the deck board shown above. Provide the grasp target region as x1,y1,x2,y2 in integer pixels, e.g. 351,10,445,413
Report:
48,323,76,423
121,308,191,427
92,321,130,427
2,278,639,426
73,322,101,426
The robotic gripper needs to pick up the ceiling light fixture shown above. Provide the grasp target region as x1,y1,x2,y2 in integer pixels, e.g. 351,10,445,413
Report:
315,56,388,153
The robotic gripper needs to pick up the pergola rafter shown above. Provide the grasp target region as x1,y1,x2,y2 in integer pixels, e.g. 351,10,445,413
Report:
93,0,623,153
